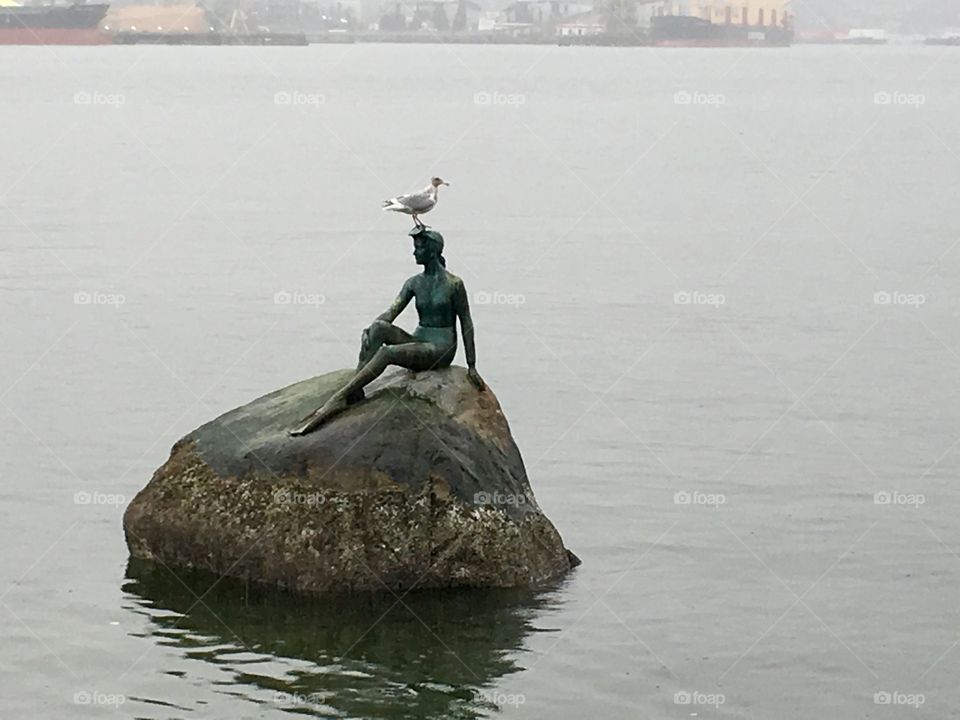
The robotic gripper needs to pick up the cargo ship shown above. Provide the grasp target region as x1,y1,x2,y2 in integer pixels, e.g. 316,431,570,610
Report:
650,14,792,47
0,1,110,45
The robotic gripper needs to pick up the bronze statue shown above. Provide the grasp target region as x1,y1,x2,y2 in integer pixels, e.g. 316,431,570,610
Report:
291,227,484,436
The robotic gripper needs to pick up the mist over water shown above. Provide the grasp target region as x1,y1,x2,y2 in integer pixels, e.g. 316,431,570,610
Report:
2,44,960,718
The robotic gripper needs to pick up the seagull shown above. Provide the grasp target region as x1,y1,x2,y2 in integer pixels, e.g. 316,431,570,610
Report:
382,176,449,227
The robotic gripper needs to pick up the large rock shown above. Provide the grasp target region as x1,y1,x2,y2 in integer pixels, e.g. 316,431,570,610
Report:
124,366,577,595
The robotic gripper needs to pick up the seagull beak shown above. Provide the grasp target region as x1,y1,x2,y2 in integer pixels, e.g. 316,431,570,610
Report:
442,181,450,186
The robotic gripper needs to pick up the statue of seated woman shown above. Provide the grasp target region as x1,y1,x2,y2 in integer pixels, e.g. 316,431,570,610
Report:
291,228,484,436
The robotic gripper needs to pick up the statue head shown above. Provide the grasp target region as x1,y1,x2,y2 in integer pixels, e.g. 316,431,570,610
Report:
410,227,446,267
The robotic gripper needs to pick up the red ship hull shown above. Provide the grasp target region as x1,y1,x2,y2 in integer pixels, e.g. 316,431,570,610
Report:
0,4,111,45
0,27,110,44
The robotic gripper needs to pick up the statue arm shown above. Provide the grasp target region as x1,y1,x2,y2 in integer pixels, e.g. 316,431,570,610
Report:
377,279,414,323
454,280,484,390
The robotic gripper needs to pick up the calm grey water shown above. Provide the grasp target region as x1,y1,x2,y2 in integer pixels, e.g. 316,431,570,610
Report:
2,43,960,719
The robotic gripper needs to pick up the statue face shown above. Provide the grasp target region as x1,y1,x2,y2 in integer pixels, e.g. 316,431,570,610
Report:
413,238,434,265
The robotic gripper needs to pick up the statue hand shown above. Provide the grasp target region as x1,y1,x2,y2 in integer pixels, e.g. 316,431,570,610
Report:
467,366,485,391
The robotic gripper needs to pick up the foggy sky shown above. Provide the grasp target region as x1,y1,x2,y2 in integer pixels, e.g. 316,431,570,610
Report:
793,0,960,32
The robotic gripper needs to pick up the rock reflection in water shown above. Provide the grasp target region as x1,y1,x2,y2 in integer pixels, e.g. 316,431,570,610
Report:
123,559,564,718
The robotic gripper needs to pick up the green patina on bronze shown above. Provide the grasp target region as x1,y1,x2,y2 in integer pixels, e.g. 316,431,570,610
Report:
291,226,484,436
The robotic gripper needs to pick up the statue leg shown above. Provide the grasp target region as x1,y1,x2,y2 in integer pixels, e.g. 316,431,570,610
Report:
357,320,416,369
349,320,417,403
290,342,446,436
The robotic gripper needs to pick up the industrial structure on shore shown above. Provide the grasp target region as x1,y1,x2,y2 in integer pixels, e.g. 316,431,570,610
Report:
378,0,793,44
2,0,957,46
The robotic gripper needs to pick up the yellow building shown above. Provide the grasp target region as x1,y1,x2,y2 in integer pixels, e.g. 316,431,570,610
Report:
651,0,789,27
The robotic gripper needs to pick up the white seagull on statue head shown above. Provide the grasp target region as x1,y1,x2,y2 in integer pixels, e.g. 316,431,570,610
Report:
382,176,449,228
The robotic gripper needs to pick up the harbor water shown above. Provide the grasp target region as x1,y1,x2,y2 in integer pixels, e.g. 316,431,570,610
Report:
1,43,960,718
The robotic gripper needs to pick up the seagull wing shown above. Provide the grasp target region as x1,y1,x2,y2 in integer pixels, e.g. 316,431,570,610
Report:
393,190,436,213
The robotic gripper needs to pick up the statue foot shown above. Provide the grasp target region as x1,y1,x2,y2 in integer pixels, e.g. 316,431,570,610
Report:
289,395,350,437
